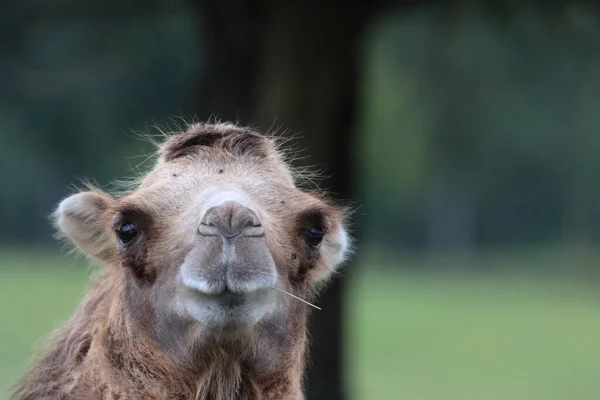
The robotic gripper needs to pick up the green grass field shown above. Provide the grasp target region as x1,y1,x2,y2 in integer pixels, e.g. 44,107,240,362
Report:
1,249,599,399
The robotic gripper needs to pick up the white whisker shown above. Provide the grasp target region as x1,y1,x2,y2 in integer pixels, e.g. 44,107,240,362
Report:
270,287,321,310
155,313,170,329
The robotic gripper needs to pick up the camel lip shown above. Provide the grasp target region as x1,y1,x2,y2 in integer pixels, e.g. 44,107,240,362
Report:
184,284,270,307
182,289,244,313
180,266,276,296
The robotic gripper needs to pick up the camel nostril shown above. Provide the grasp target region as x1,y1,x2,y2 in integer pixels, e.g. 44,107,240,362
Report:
198,214,219,236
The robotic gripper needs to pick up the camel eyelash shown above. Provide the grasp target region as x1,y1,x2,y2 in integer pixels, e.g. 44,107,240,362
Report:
297,209,330,233
111,206,151,232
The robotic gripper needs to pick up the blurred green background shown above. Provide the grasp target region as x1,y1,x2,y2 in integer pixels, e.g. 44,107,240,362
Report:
2,1,600,399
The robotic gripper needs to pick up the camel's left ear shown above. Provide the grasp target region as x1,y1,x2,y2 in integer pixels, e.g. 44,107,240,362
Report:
54,190,116,263
311,223,352,285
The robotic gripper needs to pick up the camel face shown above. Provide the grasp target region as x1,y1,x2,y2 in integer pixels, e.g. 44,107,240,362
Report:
55,123,351,339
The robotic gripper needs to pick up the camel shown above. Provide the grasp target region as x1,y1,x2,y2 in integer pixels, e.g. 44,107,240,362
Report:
12,122,351,400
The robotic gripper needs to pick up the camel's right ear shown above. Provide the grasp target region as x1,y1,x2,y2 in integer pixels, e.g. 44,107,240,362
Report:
54,190,116,263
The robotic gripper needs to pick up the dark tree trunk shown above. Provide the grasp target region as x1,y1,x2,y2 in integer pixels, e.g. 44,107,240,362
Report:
186,1,376,398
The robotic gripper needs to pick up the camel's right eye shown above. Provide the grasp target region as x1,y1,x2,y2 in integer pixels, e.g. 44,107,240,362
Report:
305,226,325,248
117,223,138,245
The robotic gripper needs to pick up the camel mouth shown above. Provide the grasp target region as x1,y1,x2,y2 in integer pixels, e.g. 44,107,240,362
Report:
214,290,246,307
179,266,277,296
185,286,252,307
179,274,277,327
197,288,249,307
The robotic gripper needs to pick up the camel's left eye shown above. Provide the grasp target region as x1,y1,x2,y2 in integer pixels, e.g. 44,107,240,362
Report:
305,226,324,248
117,223,138,245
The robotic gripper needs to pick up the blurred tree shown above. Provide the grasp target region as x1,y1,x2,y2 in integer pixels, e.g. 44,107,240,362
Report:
187,1,381,398
423,10,478,255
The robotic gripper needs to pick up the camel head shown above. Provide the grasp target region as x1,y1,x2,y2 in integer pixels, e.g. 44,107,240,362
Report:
53,122,351,369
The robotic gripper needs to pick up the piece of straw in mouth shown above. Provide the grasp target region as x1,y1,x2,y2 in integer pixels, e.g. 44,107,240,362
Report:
270,287,322,310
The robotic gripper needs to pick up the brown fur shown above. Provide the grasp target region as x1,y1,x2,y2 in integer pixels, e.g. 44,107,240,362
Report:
13,123,351,400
